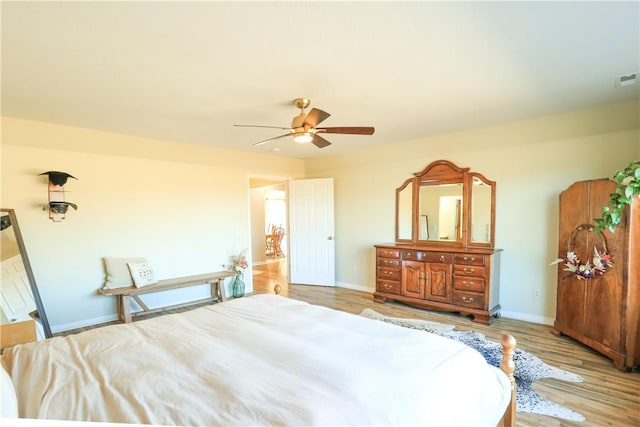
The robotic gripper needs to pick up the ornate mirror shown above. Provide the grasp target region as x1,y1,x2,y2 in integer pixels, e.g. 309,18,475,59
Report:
0,208,52,338
394,160,495,248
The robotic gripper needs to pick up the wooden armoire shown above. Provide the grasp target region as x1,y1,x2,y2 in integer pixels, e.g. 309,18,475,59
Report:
553,179,640,370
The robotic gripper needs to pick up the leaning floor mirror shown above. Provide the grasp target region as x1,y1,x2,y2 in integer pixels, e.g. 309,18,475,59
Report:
1,208,52,342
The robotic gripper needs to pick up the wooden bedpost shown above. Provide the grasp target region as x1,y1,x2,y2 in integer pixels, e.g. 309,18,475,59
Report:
274,284,282,295
498,334,517,427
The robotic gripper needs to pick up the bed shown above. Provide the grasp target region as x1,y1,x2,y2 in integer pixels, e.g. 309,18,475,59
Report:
1,294,516,426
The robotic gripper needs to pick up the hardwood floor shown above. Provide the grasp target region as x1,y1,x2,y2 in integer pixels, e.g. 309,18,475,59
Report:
252,260,640,427
58,259,639,427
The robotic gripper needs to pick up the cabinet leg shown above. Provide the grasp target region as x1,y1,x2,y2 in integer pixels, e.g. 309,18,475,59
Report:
373,294,386,303
471,312,493,325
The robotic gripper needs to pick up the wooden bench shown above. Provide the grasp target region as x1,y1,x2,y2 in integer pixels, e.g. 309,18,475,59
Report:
98,271,236,323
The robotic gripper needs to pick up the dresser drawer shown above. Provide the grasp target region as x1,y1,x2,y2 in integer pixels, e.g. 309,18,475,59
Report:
453,277,485,293
378,258,401,268
377,280,400,294
453,265,487,277
402,250,453,263
452,291,485,309
454,254,486,266
378,248,401,259
377,267,400,281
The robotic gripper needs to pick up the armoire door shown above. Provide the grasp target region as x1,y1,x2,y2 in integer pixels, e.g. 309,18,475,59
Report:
583,180,623,352
556,180,590,334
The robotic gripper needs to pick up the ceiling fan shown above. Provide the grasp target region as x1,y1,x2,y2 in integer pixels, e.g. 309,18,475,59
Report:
234,98,375,149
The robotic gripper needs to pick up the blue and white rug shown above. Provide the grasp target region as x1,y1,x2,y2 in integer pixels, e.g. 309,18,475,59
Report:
360,308,585,422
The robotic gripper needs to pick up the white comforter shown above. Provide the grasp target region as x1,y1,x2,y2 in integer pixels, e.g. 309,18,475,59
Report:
2,295,510,426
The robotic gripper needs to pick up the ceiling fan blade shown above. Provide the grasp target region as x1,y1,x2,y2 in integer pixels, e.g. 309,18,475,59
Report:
253,133,292,146
316,126,375,135
234,124,292,130
311,134,332,149
304,108,331,128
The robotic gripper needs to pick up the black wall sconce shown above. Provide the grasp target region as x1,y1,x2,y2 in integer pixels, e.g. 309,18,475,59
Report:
39,171,78,222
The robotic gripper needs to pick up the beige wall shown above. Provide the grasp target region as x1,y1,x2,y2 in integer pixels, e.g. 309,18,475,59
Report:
305,100,639,324
1,100,638,330
1,118,305,330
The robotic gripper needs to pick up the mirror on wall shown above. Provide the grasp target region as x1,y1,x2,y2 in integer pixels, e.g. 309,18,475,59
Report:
395,160,496,248
470,174,495,244
395,179,413,242
418,183,463,242
0,208,52,338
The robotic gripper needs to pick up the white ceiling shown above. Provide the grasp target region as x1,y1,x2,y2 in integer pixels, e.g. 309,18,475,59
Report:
2,1,639,159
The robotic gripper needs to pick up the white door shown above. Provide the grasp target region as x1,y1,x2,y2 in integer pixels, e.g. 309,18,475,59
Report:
289,178,335,286
0,255,36,322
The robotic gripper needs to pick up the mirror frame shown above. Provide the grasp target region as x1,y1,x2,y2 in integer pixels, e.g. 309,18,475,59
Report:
1,208,53,338
395,178,414,243
394,160,496,248
468,172,496,248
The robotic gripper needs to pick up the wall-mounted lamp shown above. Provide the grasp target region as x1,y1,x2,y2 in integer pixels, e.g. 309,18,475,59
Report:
39,171,78,222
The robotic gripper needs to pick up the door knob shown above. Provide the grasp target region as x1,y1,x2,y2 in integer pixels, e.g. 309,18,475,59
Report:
328,236,334,240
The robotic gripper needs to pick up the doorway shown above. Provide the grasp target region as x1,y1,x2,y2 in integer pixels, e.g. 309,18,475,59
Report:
249,178,289,294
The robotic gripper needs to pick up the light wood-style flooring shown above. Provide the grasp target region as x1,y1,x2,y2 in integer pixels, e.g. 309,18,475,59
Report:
252,259,639,427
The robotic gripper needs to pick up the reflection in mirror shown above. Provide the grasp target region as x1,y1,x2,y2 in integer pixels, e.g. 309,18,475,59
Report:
419,184,463,241
0,209,52,339
396,179,413,242
470,176,493,244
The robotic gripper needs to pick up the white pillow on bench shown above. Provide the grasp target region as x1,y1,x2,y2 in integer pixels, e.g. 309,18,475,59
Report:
103,257,148,289
127,261,158,288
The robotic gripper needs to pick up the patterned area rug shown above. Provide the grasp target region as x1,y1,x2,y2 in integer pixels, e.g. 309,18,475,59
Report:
360,308,585,422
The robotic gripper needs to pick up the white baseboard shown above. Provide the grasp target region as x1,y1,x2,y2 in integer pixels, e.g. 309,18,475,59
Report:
51,314,119,334
335,281,372,293
497,310,554,326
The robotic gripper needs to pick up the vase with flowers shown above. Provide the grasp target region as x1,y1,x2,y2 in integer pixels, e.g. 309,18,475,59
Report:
226,249,248,298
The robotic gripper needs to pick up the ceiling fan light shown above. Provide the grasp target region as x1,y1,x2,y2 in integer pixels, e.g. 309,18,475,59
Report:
294,133,313,144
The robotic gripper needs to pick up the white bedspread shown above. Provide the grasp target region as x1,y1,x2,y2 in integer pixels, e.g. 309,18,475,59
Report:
2,295,510,426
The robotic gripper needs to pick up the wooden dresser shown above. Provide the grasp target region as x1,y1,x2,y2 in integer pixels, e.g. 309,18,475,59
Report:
374,160,501,324
553,179,639,370
375,245,501,324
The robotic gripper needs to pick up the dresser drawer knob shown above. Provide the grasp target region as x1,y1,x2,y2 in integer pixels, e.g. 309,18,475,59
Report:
463,256,476,263
463,268,475,274
463,281,474,287
440,255,446,262
462,296,474,303
384,284,392,290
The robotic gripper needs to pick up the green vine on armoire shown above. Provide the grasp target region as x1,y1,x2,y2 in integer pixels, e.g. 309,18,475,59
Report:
594,160,640,234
